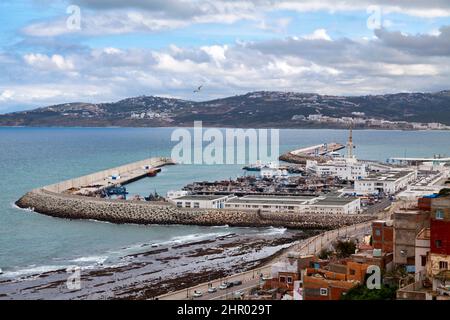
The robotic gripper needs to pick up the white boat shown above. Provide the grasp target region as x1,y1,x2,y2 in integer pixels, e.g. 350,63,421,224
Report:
0,268,3,275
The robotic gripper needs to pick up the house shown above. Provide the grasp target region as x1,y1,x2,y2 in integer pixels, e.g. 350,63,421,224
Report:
396,193,450,300
372,220,394,254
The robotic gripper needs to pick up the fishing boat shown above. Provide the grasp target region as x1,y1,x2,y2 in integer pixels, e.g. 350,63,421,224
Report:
243,161,279,172
147,167,162,177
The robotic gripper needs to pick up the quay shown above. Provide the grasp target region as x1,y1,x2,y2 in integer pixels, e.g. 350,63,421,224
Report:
279,142,345,164
44,157,174,195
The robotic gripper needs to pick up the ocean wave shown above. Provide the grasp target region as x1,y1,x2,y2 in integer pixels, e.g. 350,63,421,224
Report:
71,255,108,265
0,265,68,279
164,232,231,245
10,202,34,212
260,227,287,236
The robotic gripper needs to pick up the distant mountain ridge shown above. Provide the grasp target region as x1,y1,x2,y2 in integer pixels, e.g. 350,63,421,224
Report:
1,90,450,128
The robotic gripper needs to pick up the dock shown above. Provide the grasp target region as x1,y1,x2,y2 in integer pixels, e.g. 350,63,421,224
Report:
279,142,345,164
42,157,175,195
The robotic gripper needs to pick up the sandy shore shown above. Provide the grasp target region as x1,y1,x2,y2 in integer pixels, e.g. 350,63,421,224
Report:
0,229,319,300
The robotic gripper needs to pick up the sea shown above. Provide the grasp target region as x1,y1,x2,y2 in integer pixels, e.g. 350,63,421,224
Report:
0,127,449,278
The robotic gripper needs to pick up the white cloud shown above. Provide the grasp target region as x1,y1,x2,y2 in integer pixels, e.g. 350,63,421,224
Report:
21,0,450,38
303,29,332,41
0,90,14,102
2,27,450,111
24,53,75,71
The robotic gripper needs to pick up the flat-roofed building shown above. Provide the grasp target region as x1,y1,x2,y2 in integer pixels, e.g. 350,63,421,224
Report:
224,195,361,215
306,158,367,181
354,170,417,195
224,195,316,213
169,195,231,209
393,209,430,267
306,197,361,215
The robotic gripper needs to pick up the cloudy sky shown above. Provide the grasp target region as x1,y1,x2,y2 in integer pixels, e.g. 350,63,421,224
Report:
0,0,449,112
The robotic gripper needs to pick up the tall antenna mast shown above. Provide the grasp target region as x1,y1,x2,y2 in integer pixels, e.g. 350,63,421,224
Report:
347,122,354,159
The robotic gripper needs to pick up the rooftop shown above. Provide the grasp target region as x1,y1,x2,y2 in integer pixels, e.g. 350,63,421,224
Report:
174,195,229,201
362,170,415,182
312,197,359,206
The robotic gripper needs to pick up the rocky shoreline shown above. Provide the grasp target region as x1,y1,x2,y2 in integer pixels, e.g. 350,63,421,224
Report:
0,230,317,300
16,189,375,230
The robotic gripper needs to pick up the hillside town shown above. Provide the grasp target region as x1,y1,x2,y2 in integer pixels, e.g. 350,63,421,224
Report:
158,128,450,301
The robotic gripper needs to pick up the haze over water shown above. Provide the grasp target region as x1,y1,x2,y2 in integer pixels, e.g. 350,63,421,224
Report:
0,127,449,277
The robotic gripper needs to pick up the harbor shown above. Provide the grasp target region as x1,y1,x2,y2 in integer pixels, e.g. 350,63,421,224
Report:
3,127,450,301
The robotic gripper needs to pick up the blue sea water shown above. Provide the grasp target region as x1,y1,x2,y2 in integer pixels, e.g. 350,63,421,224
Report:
0,127,449,277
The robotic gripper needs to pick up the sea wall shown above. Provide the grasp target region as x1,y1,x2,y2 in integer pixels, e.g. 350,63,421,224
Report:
43,157,173,193
16,189,374,230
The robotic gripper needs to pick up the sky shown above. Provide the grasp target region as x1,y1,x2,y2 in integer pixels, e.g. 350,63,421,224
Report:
0,0,449,113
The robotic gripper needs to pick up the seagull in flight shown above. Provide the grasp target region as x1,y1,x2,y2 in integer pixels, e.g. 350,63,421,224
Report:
193,85,203,93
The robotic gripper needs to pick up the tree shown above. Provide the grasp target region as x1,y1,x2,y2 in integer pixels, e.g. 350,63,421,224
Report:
333,239,357,258
318,248,333,260
341,283,397,300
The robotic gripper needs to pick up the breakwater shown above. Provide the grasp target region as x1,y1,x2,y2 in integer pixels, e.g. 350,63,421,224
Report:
16,156,374,230
16,189,373,230
279,142,345,164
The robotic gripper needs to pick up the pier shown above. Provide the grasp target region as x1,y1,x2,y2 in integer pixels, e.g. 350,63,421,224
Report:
43,157,174,195
279,142,345,164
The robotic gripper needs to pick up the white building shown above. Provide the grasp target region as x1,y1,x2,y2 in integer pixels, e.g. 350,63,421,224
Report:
224,194,361,215
166,190,190,199
260,167,288,179
354,170,417,195
306,157,367,181
224,195,316,213
169,195,231,209
415,228,430,281
305,197,361,215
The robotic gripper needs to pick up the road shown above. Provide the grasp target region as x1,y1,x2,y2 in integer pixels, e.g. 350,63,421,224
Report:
363,198,392,215
157,220,373,300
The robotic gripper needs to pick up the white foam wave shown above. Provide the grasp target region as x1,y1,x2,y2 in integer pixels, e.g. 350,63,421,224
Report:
1,265,68,279
11,202,34,212
261,227,287,236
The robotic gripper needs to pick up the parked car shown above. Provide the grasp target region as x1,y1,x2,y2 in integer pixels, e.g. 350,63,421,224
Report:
232,280,242,286
219,282,229,290
233,290,244,299
208,287,217,293
193,290,203,298
219,282,233,290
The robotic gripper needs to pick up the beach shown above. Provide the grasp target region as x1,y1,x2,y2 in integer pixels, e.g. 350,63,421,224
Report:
0,228,318,300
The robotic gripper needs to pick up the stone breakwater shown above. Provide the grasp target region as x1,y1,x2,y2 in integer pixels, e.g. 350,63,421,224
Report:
16,189,374,230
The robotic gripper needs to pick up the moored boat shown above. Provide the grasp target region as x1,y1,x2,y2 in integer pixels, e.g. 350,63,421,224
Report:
147,167,162,177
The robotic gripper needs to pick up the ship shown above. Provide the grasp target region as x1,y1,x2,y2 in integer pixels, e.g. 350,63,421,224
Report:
243,161,279,172
147,167,162,177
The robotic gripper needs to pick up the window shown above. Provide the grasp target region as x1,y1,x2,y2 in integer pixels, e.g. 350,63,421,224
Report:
435,240,442,248
279,276,286,283
176,202,182,208
193,202,200,208
320,288,328,296
185,202,191,208
375,229,381,236
287,276,293,284
436,210,444,220
439,261,448,270
349,269,356,276
421,255,427,267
